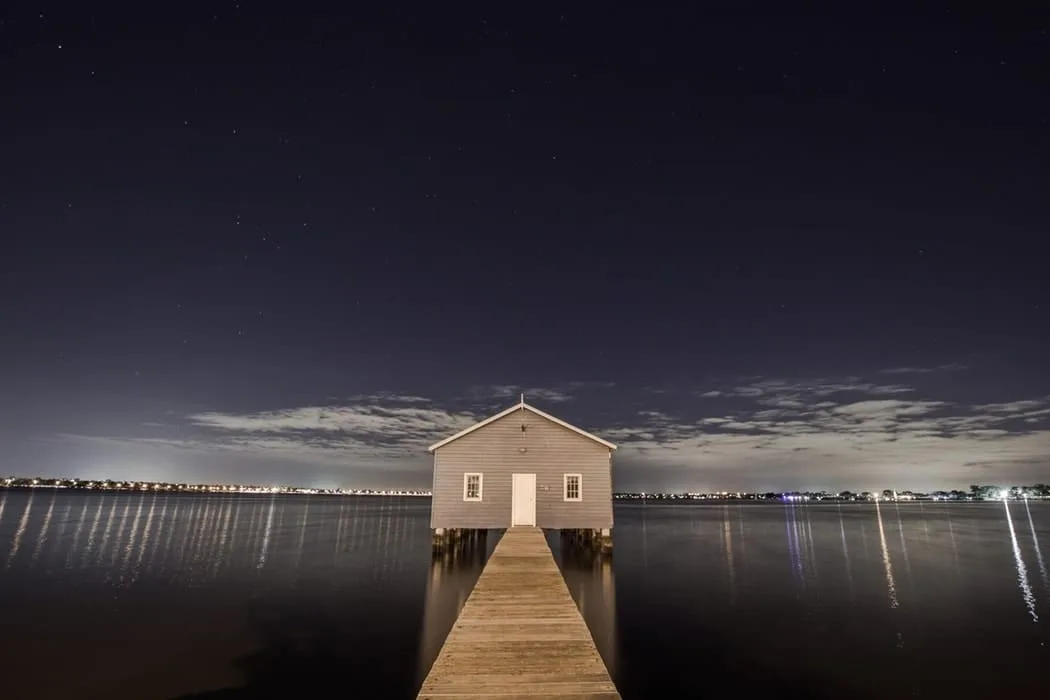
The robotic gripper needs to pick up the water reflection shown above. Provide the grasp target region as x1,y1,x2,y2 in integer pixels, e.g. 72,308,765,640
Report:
30,493,56,565
130,494,158,583
874,499,899,608
417,530,494,687
66,498,90,569
1003,500,1038,622
785,502,819,592
6,491,34,567
46,497,73,573
96,496,118,566
722,506,736,604
295,499,310,569
109,496,133,570
118,494,146,582
785,503,803,589
3,493,1050,700
81,496,105,568
0,492,432,591
838,504,854,598
804,506,818,582
555,534,618,679
1024,498,1050,590
894,502,912,582
258,497,276,569
943,501,961,576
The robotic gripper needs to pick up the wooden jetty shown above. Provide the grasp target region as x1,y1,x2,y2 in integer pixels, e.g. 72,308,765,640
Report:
418,527,620,699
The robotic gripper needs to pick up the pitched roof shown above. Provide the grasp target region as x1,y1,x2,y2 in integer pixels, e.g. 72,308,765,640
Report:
427,401,618,452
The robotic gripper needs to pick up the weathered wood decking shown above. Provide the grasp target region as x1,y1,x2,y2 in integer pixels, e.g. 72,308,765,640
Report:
418,527,620,699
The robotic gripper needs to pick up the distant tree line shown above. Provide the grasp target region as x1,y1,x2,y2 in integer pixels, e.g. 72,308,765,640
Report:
968,484,1050,499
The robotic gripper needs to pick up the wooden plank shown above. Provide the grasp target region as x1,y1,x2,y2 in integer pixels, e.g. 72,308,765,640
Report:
418,527,620,699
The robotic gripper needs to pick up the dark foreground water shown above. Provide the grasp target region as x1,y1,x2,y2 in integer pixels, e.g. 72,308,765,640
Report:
1,491,1049,699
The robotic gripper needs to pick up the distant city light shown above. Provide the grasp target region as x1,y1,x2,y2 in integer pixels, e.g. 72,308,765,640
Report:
0,476,431,497
2,478,1048,502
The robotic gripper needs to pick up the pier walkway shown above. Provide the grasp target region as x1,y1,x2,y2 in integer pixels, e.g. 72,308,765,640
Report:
417,527,620,699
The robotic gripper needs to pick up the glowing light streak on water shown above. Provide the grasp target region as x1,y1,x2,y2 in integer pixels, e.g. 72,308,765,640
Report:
177,498,200,565
1023,498,1049,590
190,498,214,567
67,499,90,569
157,496,181,573
1003,499,1038,622
859,520,869,560
785,504,802,589
210,499,235,577
107,497,133,568
217,499,234,553
47,499,75,572
6,492,35,567
119,495,146,581
226,500,243,564
334,500,347,563
918,501,930,543
804,506,818,582
29,494,57,566
894,502,912,580
737,505,747,564
257,497,277,569
943,502,960,576
130,494,159,584
723,506,736,605
838,504,854,598
242,499,260,555
82,497,106,568
295,499,311,569
875,499,899,608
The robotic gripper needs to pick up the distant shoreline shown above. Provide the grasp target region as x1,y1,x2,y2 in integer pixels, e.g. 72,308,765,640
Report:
3,484,1046,505
0,483,429,497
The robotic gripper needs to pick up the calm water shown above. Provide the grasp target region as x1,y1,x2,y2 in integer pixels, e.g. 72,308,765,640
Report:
1,491,1049,699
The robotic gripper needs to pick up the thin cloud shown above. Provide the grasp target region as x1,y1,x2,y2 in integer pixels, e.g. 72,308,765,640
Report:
880,363,967,375
466,381,613,404
48,374,1050,493
617,377,1050,491
187,404,479,452
699,377,915,400
975,399,1049,414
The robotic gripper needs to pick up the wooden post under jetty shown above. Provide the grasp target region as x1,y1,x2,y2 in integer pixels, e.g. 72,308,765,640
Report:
561,528,614,555
417,526,620,699
432,527,487,555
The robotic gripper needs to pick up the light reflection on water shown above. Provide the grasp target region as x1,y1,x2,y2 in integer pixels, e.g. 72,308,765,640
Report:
1025,498,1050,589
874,498,899,608
4,492,440,588
1004,499,1039,622
837,503,854,598
1,492,1050,699
608,500,1050,698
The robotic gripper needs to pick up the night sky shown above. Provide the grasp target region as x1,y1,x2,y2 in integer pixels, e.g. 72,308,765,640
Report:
2,4,1047,492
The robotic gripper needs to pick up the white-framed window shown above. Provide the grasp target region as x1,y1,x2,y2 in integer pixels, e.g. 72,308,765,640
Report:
564,473,582,502
463,473,483,501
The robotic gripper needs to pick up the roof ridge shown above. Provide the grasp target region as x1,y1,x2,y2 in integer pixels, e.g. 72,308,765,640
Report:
427,402,617,452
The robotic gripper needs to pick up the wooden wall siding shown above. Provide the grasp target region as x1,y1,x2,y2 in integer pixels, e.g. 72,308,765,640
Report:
431,408,614,530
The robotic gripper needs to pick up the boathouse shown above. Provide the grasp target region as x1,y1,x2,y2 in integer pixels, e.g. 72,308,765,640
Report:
427,399,617,532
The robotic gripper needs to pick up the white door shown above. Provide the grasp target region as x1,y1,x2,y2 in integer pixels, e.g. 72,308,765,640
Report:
511,473,536,526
